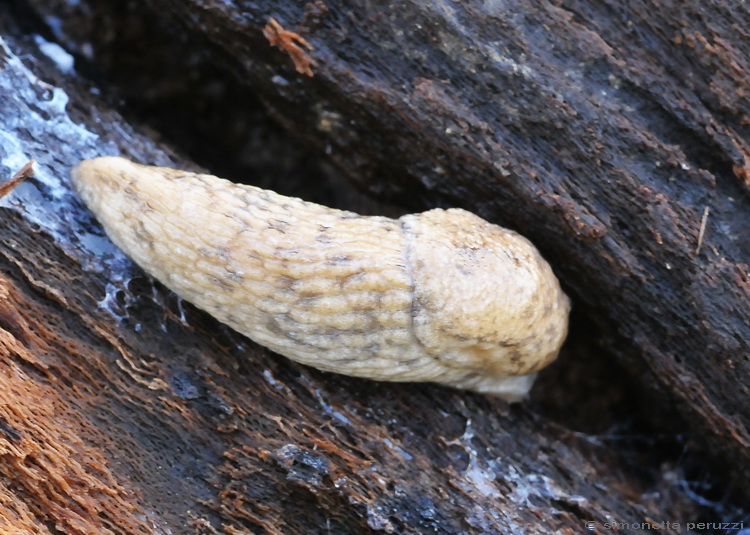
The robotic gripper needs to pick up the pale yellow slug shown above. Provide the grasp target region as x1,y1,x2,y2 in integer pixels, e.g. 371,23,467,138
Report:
71,157,570,400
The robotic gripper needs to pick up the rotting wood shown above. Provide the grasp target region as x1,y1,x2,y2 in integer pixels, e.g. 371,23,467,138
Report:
2,0,748,532
131,0,750,484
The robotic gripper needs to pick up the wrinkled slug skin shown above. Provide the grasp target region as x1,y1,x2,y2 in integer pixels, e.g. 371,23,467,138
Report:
71,157,570,400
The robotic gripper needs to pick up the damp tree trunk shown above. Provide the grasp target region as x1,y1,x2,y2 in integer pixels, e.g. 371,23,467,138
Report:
1,1,748,534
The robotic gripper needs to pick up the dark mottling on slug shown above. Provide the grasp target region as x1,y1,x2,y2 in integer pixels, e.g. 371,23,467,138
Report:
216,246,232,261
209,275,234,291
134,221,154,247
507,350,522,365
268,219,290,233
235,220,251,234
274,248,304,261
225,270,244,283
296,296,322,310
545,323,561,341
274,275,295,290
70,157,570,400
398,353,432,366
328,254,351,264
265,316,284,336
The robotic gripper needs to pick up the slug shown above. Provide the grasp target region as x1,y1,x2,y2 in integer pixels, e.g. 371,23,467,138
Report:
71,157,570,400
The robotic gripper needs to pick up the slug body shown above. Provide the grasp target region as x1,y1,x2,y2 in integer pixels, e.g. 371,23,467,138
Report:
72,157,570,400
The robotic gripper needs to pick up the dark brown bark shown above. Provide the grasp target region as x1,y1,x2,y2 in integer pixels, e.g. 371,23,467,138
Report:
1,0,748,533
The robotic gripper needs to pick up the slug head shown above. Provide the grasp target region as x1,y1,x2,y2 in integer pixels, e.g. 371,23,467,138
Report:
402,208,570,398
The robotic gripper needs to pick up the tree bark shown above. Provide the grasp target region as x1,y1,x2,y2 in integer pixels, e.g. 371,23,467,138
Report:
1,0,748,533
